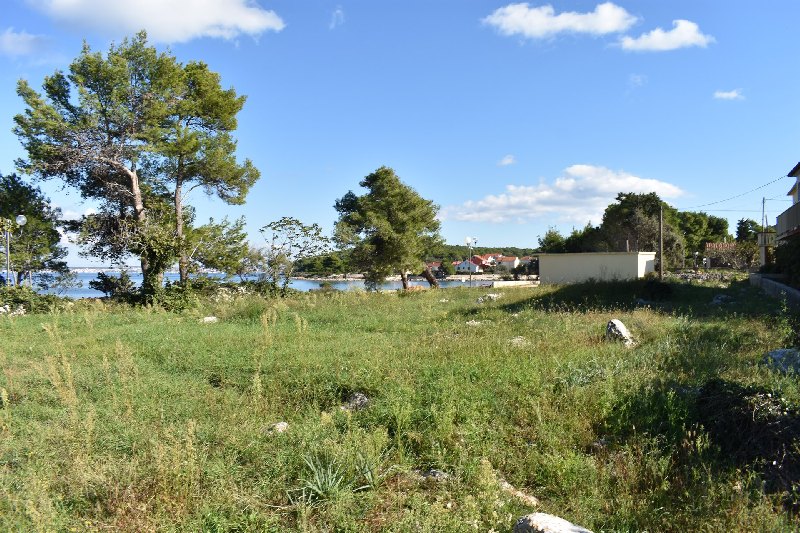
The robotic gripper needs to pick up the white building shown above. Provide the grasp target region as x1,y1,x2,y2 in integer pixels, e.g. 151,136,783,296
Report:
496,256,520,270
455,257,483,273
538,252,655,284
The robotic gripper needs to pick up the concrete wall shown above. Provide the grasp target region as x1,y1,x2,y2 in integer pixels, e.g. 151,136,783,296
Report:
490,280,539,288
749,273,800,310
538,252,656,284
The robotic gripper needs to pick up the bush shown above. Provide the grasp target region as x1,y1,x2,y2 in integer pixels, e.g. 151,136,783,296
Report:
310,281,340,296
775,239,800,288
89,270,136,300
0,285,71,314
156,280,200,312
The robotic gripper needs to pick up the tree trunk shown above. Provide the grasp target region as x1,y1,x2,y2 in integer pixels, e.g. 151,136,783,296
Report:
421,264,439,288
400,270,409,290
175,178,188,283
127,166,159,297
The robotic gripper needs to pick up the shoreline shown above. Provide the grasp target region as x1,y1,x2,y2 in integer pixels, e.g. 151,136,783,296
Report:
64,269,512,283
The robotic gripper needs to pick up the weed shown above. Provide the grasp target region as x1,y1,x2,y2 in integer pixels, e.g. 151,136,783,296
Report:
294,454,350,504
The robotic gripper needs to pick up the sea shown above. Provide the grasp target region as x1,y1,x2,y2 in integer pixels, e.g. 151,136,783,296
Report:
46,271,491,299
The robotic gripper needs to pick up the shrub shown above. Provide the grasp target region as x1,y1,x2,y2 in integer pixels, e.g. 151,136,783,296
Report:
89,270,136,300
775,239,800,288
0,285,71,313
156,280,200,312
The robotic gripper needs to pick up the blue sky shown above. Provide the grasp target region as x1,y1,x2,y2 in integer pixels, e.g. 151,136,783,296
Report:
1,1,798,265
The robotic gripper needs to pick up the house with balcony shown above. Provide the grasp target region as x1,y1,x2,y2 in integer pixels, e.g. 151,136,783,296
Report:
777,162,800,243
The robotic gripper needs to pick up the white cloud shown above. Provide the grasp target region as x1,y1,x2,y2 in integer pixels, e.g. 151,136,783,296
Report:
440,164,683,224
498,154,516,166
0,28,50,57
29,0,285,43
713,89,744,101
620,19,714,51
483,2,637,40
329,6,345,30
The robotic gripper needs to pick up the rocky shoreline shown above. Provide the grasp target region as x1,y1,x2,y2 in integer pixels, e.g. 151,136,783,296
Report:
293,273,509,282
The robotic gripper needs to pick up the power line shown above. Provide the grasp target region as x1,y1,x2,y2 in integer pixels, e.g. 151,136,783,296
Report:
682,175,789,209
698,209,765,212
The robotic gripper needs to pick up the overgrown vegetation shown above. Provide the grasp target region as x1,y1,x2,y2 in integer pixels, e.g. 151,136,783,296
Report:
0,278,797,531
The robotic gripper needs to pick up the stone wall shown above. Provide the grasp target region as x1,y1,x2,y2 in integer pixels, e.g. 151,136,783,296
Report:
750,273,800,309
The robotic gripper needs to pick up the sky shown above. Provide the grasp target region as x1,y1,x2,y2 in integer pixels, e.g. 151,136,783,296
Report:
1,0,799,266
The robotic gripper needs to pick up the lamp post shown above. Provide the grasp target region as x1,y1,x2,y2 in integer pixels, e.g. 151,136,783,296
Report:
465,236,477,288
3,215,27,287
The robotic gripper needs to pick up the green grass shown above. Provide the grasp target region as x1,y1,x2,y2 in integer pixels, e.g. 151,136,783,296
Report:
0,278,797,531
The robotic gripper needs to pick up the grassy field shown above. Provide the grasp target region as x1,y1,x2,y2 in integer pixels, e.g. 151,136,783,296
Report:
0,277,798,531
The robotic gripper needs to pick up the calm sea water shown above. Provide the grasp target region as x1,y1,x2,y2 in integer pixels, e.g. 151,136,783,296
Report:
50,272,491,299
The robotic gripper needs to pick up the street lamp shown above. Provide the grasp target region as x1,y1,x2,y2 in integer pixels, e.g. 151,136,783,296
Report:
4,215,27,287
465,236,477,288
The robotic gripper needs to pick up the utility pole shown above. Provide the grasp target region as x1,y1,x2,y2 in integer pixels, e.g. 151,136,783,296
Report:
659,205,664,280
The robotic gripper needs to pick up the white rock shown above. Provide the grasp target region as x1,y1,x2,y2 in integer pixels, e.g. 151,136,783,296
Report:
499,478,539,507
0,305,25,317
605,319,635,348
201,316,219,323
340,392,369,411
266,421,288,434
509,336,528,347
466,320,482,327
514,513,593,533
414,468,450,482
477,293,502,304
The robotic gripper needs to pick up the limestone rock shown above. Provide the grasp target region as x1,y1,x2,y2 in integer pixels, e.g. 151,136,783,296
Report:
605,319,635,348
509,336,528,347
514,513,593,533
480,458,539,507
477,293,501,303
498,478,539,507
341,392,369,411
266,421,288,434
201,316,219,324
764,348,800,374
414,468,450,482
0,305,25,317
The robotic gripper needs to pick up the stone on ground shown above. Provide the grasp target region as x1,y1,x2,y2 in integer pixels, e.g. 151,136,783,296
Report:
341,392,370,411
605,319,635,348
513,513,593,533
266,421,288,434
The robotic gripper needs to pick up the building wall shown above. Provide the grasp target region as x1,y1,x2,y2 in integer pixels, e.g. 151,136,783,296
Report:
539,252,656,284
455,260,481,273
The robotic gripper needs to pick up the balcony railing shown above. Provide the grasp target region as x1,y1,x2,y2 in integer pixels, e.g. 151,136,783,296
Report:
777,202,800,241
